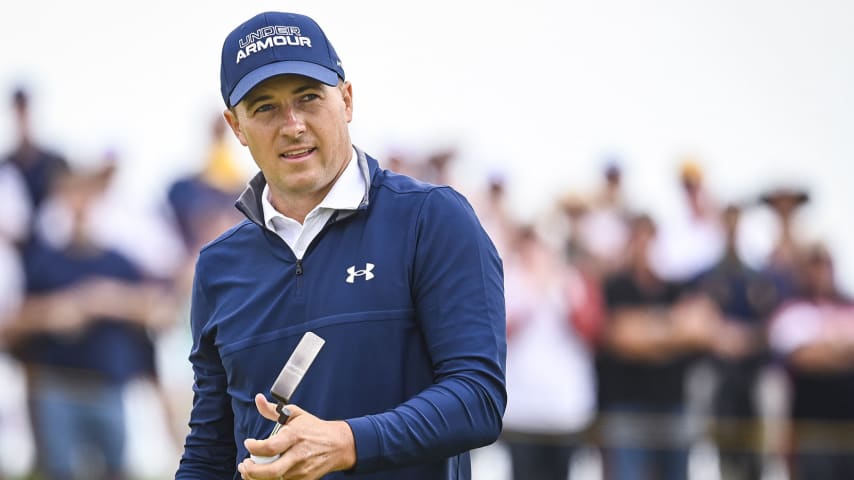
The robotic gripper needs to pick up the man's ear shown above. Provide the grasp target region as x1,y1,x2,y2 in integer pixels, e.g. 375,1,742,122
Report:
341,81,353,123
223,108,249,146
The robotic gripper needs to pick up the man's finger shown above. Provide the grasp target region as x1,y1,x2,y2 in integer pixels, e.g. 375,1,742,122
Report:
245,434,286,457
242,448,300,480
254,393,279,422
282,404,305,419
240,457,282,480
245,422,299,457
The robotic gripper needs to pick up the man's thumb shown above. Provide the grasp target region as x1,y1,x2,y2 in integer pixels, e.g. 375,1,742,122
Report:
253,393,279,422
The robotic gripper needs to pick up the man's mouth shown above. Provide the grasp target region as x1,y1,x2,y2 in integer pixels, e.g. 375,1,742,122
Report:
280,148,316,160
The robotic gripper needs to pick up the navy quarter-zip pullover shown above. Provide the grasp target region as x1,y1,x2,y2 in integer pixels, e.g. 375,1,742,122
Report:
176,148,506,479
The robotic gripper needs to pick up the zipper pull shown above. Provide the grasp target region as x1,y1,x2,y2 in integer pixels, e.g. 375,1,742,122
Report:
296,259,304,276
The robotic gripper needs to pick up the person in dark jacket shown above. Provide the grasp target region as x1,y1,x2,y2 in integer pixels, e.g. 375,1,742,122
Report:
175,11,506,480
768,244,854,479
3,165,175,480
2,87,69,217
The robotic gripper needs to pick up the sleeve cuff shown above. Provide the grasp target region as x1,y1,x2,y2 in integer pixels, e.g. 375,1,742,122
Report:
345,416,382,473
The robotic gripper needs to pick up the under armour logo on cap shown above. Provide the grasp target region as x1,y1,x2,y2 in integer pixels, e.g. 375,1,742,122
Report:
346,263,375,283
220,11,345,108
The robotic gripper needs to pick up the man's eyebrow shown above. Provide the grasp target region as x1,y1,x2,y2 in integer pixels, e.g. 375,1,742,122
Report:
243,80,324,107
292,81,323,94
244,94,273,108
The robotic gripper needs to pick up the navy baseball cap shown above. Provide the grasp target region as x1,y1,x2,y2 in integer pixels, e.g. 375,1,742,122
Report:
220,12,345,107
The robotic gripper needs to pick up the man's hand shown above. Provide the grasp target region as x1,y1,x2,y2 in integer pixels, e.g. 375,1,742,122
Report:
238,394,356,480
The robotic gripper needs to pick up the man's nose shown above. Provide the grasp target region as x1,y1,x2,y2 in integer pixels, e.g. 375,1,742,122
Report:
278,107,305,138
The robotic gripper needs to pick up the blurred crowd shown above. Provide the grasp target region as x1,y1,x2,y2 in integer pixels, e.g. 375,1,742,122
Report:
404,147,854,480
1,85,853,480
0,87,244,480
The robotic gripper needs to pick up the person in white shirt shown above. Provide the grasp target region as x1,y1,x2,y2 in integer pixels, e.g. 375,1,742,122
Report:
502,226,597,480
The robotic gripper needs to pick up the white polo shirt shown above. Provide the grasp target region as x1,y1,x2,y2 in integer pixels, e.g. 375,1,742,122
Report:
261,148,364,259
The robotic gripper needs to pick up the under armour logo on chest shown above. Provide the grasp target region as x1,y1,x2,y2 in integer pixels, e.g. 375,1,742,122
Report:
346,263,375,283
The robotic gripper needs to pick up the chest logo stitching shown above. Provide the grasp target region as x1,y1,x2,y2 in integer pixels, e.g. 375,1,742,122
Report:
346,263,375,283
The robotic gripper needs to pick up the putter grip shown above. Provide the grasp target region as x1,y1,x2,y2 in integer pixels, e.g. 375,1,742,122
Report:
250,453,281,464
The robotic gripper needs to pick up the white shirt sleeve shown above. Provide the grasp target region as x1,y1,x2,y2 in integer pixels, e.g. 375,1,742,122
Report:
0,166,31,242
768,302,824,355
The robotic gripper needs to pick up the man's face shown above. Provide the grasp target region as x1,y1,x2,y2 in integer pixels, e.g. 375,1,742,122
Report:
224,74,353,211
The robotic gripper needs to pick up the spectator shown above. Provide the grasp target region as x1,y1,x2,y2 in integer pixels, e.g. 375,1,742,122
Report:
759,186,811,303
420,147,457,186
692,204,778,480
1,165,176,480
651,157,723,281
382,147,419,179
597,213,720,480
502,226,599,480
167,113,246,255
472,171,515,257
558,192,592,265
1,87,69,217
0,165,30,316
768,244,854,479
577,160,631,275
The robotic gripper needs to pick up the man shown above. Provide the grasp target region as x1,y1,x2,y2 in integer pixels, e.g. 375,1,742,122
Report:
175,11,506,480
597,214,720,480
3,165,174,480
501,226,598,480
691,204,777,480
768,244,854,479
3,87,69,215
0,165,30,321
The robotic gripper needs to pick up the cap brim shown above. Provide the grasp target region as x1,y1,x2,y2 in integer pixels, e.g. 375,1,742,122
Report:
229,61,340,107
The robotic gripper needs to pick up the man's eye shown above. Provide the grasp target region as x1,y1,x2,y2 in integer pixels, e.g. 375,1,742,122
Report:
301,93,319,102
254,104,274,114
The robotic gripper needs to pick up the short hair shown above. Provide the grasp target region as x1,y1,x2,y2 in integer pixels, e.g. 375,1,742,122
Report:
12,87,28,109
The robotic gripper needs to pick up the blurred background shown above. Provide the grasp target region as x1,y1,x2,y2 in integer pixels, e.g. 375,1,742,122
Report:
1,0,853,479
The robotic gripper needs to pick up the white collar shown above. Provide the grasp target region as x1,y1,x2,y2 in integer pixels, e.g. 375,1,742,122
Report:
262,146,363,226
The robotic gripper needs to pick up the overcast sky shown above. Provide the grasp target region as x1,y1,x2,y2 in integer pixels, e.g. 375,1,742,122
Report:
2,0,853,290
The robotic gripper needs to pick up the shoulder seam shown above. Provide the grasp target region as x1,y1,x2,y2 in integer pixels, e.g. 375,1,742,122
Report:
374,179,450,197
199,220,257,254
